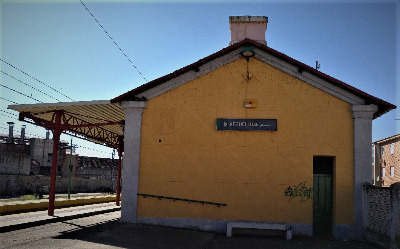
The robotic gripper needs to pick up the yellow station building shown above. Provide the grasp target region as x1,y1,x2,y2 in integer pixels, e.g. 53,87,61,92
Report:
111,16,395,240
9,16,396,240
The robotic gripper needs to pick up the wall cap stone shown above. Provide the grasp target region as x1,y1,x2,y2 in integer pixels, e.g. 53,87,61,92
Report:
121,101,146,109
352,104,378,119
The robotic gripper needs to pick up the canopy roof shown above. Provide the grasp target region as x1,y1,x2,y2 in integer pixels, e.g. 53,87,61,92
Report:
8,100,125,148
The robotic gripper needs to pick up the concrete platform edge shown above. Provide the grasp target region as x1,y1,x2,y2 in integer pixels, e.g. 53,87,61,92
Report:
0,195,117,215
0,205,121,233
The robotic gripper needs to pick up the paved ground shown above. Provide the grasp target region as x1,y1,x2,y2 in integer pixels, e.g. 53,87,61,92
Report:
0,202,120,232
1,209,381,249
61,218,380,249
0,194,381,248
0,193,120,233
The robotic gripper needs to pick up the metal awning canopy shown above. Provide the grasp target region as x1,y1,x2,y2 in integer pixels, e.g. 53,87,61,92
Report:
8,100,125,148
8,100,125,215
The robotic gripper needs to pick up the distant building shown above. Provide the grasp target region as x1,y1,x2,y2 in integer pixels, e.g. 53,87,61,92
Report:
77,156,117,180
29,137,69,176
0,124,33,175
0,142,30,175
0,125,115,179
373,134,400,187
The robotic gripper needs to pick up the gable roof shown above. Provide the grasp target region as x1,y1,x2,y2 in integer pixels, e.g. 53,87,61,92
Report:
373,133,400,144
111,38,396,119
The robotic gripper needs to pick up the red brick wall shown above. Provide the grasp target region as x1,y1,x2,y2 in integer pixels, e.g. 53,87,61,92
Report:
379,137,400,186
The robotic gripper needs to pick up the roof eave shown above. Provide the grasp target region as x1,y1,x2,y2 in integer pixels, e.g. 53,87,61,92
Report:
110,39,253,103
111,38,396,118
373,133,400,144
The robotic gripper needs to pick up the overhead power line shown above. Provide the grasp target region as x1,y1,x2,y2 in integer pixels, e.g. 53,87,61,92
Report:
0,96,18,104
79,0,148,83
0,113,16,120
0,125,110,156
0,126,46,139
1,71,61,102
0,110,18,117
77,145,111,157
0,58,74,101
0,82,43,103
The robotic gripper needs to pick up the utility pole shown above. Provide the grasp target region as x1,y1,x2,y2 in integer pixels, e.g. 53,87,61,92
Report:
68,138,75,199
111,149,115,193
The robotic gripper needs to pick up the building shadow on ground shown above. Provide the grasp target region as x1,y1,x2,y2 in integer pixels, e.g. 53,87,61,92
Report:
54,220,380,249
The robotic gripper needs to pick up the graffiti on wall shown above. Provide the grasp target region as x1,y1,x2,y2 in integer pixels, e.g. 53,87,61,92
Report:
285,181,313,202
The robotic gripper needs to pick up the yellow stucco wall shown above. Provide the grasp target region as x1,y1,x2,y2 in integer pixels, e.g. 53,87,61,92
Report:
137,57,354,225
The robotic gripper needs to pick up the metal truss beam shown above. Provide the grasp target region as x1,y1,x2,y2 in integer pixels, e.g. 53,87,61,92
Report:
19,110,124,148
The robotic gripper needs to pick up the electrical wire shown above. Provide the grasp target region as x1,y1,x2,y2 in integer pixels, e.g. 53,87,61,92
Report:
0,126,46,139
0,124,110,157
76,145,111,157
0,113,16,120
78,145,108,153
0,96,18,104
1,95,114,158
1,107,111,158
1,117,112,156
63,130,114,153
79,0,148,82
26,131,46,139
0,59,112,156
0,82,43,103
0,58,74,101
1,70,61,102
0,110,18,117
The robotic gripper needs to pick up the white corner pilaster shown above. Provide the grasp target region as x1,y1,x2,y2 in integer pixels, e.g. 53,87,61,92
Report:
352,104,378,240
120,101,146,223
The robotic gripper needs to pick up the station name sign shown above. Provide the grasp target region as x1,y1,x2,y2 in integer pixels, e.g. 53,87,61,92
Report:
216,118,277,131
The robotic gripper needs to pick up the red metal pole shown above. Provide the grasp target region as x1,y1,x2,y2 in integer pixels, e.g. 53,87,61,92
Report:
116,148,122,206
48,111,62,216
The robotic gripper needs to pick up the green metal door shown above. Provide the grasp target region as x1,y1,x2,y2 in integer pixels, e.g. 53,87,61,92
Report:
313,174,333,238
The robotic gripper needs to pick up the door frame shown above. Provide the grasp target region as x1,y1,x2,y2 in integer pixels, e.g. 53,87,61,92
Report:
313,156,335,238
